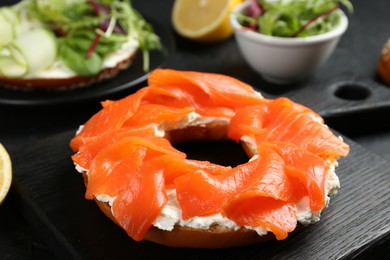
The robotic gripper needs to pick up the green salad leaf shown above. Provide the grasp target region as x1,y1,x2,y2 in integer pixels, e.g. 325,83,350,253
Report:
59,42,102,76
238,0,353,38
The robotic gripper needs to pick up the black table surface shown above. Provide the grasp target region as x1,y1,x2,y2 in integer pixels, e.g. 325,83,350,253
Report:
1,0,390,259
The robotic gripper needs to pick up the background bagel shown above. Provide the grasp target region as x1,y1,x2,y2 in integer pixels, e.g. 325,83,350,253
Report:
0,0,162,91
0,51,137,90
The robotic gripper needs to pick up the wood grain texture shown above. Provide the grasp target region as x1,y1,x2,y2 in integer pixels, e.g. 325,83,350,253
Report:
10,130,390,259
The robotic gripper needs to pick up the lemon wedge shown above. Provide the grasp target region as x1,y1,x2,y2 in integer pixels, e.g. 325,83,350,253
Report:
172,0,242,43
0,143,12,205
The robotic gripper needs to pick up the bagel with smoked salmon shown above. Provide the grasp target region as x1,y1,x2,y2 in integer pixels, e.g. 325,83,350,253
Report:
0,0,161,90
70,69,349,248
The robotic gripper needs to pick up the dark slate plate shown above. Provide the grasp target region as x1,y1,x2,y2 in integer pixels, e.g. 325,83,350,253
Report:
10,130,390,259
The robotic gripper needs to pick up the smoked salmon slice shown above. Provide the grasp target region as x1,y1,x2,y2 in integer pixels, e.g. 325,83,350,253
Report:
70,89,149,152
85,135,186,200
225,199,297,241
123,104,194,128
112,156,168,241
263,142,329,211
228,98,349,160
175,146,289,217
72,125,156,169
148,69,265,108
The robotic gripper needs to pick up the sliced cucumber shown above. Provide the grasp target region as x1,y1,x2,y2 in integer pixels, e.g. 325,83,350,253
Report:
0,7,19,25
0,56,27,78
8,45,27,67
12,28,57,74
0,12,15,48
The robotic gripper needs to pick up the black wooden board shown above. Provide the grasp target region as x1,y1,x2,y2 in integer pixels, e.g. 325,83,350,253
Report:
9,130,390,259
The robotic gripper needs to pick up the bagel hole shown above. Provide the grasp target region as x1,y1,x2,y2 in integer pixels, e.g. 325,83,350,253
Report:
173,140,249,167
333,83,371,100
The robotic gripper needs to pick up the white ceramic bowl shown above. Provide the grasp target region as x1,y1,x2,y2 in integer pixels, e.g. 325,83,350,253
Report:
230,1,349,84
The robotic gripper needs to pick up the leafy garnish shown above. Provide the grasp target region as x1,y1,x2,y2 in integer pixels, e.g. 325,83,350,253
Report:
24,0,162,76
237,0,353,38
59,42,102,76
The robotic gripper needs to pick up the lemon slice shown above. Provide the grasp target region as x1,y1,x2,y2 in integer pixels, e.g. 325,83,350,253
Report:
172,0,242,43
0,143,12,205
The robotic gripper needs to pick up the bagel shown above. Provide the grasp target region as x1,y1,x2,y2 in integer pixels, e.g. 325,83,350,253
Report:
0,50,137,90
70,69,350,248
